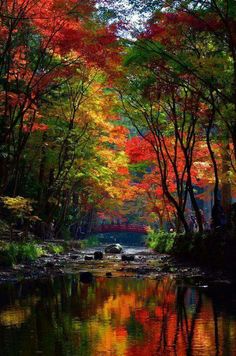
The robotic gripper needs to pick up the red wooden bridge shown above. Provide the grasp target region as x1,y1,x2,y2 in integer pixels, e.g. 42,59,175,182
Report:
92,224,148,234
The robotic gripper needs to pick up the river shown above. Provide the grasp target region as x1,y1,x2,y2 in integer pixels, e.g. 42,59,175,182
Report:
0,244,236,356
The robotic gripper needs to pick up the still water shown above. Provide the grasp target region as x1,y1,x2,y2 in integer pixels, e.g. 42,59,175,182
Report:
0,275,236,356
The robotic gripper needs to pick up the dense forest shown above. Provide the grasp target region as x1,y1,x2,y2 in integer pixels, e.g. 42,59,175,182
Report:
0,0,235,248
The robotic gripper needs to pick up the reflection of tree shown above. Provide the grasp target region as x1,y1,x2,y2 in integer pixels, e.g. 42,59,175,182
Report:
174,286,199,355
212,301,219,356
0,276,236,355
156,278,175,354
186,291,202,356
174,286,188,353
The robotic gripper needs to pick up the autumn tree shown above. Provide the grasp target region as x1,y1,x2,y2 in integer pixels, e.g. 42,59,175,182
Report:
0,0,131,237
0,0,119,194
112,0,236,231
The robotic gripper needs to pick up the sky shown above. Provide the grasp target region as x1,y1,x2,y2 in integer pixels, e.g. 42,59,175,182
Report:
96,0,151,38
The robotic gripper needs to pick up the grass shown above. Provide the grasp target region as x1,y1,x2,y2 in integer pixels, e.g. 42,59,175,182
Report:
0,242,45,266
46,243,64,254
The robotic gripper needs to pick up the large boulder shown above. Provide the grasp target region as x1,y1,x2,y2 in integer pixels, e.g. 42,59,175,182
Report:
105,244,123,254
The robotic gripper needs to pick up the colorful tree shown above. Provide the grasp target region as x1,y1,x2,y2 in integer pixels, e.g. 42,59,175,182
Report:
113,1,236,231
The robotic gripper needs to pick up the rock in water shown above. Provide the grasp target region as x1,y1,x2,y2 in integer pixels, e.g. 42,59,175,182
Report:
80,271,93,283
94,251,103,260
84,255,93,260
70,254,78,260
121,254,135,262
105,244,123,254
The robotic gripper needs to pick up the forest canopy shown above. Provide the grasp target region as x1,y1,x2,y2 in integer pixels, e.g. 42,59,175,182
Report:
0,0,235,237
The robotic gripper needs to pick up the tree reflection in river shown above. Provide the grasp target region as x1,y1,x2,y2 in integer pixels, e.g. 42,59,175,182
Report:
0,276,235,356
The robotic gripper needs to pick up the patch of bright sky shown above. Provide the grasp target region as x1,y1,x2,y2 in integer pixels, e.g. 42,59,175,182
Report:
96,0,151,39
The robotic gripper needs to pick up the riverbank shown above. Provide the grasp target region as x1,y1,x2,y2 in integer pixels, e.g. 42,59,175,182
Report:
0,241,233,286
146,229,236,274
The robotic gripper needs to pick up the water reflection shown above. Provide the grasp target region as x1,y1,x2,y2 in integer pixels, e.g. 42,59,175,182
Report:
0,276,235,356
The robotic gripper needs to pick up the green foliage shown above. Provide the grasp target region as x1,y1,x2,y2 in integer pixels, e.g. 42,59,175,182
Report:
46,243,64,254
146,229,176,253
124,42,164,67
128,162,150,178
81,235,100,248
0,242,44,266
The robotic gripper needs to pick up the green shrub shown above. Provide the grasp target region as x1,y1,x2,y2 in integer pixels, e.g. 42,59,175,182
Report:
0,242,45,266
81,235,100,248
147,228,236,268
46,243,64,254
146,229,176,253
16,243,44,262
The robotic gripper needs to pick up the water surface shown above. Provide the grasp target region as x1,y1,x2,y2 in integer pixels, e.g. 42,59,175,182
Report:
0,275,235,356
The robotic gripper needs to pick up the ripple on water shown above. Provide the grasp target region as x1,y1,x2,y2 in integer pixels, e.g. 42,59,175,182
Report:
0,275,236,356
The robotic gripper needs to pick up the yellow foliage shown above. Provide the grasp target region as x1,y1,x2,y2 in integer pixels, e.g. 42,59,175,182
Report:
1,196,33,216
